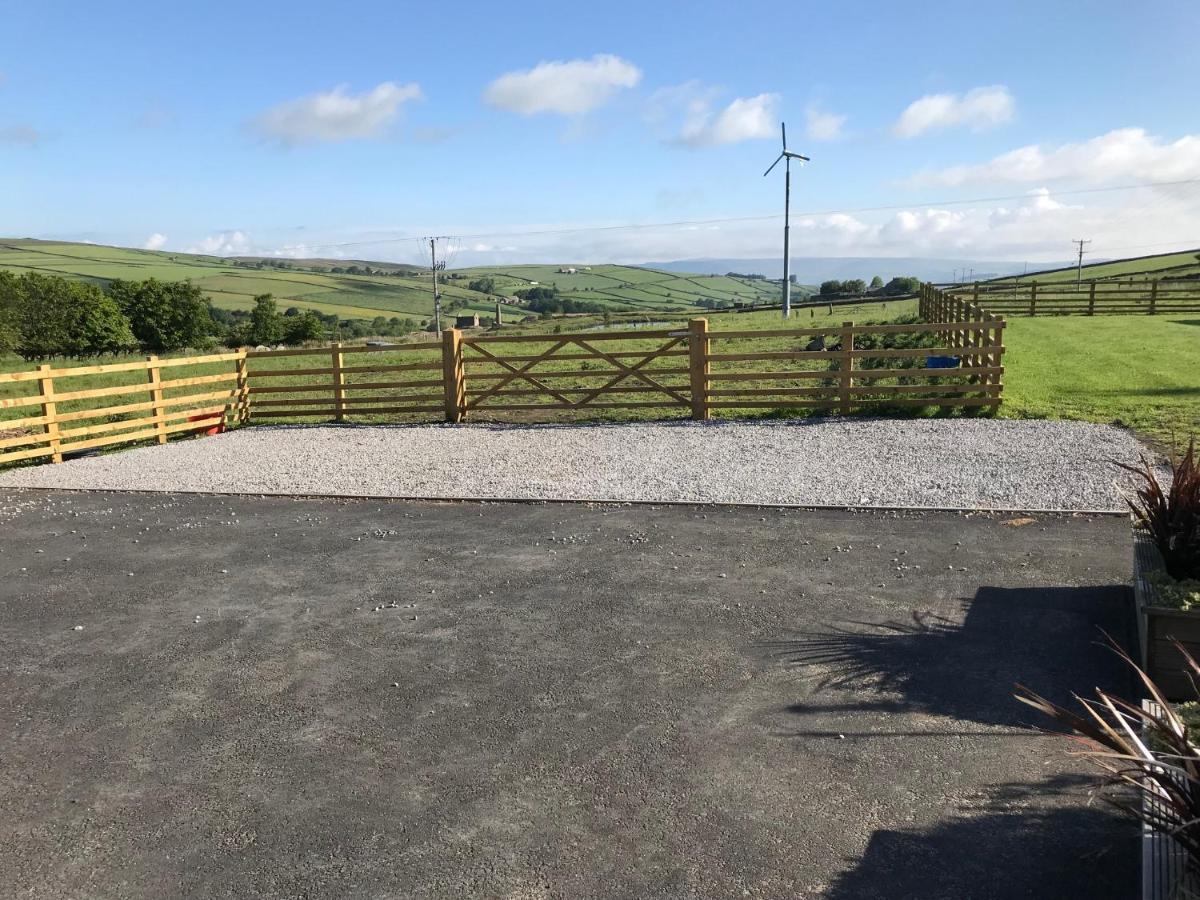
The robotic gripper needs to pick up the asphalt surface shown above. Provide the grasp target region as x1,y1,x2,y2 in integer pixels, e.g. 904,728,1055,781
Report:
0,491,1137,898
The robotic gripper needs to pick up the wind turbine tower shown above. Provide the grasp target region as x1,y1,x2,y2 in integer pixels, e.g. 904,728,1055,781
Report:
763,123,810,318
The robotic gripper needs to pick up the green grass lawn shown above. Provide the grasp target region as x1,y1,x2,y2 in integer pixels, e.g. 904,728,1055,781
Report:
999,315,1200,447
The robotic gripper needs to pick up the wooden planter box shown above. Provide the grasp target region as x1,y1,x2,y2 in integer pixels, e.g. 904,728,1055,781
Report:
1143,701,1200,900
1135,529,1200,702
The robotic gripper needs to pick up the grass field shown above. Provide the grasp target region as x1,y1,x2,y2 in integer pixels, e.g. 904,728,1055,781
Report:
995,247,1200,283
0,239,799,321
997,314,1199,447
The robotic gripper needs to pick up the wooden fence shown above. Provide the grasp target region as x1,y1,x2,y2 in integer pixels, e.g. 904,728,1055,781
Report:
0,351,247,465
942,278,1200,316
0,290,1005,467
243,339,445,422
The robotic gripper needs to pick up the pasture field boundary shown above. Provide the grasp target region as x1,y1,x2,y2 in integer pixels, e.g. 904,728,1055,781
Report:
941,277,1200,316
1,284,1004,467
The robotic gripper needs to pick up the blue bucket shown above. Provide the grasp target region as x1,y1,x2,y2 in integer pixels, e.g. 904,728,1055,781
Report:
925,355,960,369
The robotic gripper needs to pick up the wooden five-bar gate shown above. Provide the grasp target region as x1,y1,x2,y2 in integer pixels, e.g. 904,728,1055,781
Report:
0,284,1004,466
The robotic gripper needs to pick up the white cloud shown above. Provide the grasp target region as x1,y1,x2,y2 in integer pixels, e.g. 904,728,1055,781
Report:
893,85,1014,138
805,105,846,141
187,231,252,256
678,93,779,147
142,233,168,251
0,125,40,146
251,82,422,145
484,54,641,115
908,127,1200,187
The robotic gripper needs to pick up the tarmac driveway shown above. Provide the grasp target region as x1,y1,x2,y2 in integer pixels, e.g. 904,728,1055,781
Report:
0,491,1136,898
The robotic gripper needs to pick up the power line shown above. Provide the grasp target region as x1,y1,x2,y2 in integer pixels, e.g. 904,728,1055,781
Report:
288,177,1200,253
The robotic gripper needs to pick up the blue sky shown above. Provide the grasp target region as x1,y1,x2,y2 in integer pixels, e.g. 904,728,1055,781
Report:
2,0,1198,265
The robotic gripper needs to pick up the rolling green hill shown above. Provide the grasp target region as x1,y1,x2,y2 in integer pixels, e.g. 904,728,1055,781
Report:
0,239,803,321
992,247,1200,283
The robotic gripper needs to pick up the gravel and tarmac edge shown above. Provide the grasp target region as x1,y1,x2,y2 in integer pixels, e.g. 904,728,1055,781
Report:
0,418,1150,512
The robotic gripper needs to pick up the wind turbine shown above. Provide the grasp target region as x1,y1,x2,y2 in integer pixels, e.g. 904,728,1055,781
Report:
763,123,809,318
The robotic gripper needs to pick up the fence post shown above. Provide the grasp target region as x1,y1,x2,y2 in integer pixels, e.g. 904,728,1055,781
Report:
442,329,464,423
37,364,63,464
991,317,1006,410
839,321,854,416
145,355,167,444
1029,282,1038,316
1088,281,1096,316
331,342,346,422
1149,279,1158,315
972,281,980,311
687,317,710,421
237,355,252,424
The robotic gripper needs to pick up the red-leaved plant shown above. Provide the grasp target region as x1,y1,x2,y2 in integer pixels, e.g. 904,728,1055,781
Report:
1117,438,1200,581
1016,637,1200,877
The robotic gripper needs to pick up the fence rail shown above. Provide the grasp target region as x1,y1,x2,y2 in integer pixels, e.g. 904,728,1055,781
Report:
942,278,1200,316
1,285,1004,466
0,351,247,465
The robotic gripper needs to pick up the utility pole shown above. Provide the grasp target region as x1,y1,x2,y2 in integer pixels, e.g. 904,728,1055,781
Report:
430,237,442,335
1072,238,1091,285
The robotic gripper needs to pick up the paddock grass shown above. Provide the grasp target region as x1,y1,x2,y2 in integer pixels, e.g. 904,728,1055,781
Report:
998,314,1200,447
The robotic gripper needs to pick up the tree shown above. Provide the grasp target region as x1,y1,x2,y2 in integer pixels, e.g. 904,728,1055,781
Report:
819,280,843,296
870,275,884,289
468,276,496,294
0,270,20,354
843,279,867,295
282,311,324,345
248,294,283,345
16,273,136,359
882,276,921,296
107,278,215,354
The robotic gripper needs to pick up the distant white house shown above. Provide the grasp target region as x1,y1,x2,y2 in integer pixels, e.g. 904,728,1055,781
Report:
557,267,577,274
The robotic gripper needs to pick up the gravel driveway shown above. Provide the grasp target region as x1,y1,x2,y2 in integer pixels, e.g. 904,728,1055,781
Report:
0,418,1148,511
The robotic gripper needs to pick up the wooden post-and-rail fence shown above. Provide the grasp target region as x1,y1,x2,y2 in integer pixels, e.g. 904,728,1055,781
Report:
0,351,249,466
1,286,1003,467
941,277,1200,316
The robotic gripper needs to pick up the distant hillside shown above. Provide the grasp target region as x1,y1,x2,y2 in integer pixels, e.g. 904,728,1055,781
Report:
988,247,1200,283
0,239,793,321
231,255,425,275
644,256,1055,284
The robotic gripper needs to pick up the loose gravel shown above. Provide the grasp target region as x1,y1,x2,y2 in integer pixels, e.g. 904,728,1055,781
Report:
0,418,1150,511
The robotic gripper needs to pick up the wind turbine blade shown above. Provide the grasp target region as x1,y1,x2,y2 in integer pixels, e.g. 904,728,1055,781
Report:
763,153,784,177
781,122,787,151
